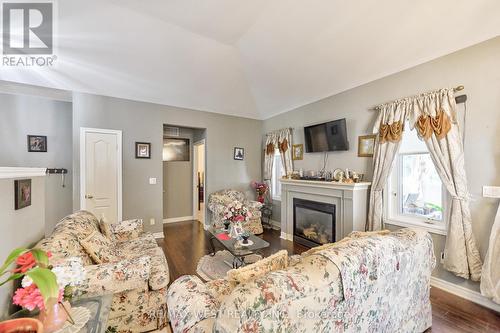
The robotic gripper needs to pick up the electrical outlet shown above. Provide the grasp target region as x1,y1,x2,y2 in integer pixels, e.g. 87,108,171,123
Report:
440,252,445,264
149,177,157,185
149,218,155,225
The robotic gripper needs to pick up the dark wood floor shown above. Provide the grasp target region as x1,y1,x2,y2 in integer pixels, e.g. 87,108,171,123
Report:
157,220,500,333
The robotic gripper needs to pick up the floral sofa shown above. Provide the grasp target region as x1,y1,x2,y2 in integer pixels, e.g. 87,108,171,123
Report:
207,189,263,234
166,228,435,333
35,211,170,332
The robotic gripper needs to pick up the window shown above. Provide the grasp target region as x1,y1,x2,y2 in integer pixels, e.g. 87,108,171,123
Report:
387,122,447,234
271,151,284,200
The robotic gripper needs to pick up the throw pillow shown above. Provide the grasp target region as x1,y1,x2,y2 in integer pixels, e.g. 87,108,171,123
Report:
80,231,119,264
99,217,113,239
226,249,288,284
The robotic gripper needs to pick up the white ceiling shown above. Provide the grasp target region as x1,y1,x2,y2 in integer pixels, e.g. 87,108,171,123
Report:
1,0,499,119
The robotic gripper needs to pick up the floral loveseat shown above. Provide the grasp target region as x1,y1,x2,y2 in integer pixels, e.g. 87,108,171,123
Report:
35,211,170,332
167,228,435,332
207,189,263,234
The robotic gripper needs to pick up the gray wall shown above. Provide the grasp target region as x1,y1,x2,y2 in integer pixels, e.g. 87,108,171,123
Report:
163,127,206,219
0,177,46,318
263,37,500,293
0,93,73,234
72,93,262,233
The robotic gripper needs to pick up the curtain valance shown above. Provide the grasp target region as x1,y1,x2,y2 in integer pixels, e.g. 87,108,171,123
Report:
263,128,293,181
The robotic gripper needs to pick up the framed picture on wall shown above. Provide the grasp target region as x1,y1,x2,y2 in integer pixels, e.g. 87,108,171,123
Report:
358,134,376,157
163,138,190,161
15,179,32,210
292,144,304,160
27,135,47,152
234,147,244,160
135,142,151,159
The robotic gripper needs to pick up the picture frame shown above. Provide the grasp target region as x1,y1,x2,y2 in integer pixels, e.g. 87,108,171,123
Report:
292,144,304,160
27,135,47,152
358,134,376,157
233,147,244,160
15,179,32,210
163,138,190,161
135,142,151,159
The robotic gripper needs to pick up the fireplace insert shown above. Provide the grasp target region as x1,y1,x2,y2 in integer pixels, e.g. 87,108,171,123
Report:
293,198,335,248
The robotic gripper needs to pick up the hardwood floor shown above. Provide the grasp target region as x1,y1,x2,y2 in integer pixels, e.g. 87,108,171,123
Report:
158,220,500,333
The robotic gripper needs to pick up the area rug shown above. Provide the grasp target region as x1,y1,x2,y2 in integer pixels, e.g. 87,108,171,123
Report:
196,250,262,281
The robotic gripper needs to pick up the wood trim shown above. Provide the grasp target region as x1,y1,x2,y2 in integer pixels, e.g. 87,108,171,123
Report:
0,167,46,179
430,276,500,313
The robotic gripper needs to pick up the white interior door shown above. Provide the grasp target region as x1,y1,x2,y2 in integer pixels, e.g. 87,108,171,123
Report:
80,128,122,223
193,140,206,225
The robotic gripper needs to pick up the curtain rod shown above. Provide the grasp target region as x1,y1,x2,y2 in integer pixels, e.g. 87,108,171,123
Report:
371,85,465,110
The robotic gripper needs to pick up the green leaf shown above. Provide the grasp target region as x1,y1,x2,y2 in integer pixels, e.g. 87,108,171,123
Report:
26,267,59,304
0,273,24,287
30,249,49,268
0,248,28,276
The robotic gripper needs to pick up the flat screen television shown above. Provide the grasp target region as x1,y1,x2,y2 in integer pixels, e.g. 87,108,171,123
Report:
304,118,349,152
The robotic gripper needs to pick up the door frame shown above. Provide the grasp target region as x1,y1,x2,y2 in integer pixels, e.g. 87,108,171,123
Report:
80,127,123,222
193,139,206,225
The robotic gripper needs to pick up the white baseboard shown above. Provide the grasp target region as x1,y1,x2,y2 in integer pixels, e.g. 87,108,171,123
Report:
269,219,281,230
430,276,500,313
163,216,194,224
153,232,164,239
280,232,293,241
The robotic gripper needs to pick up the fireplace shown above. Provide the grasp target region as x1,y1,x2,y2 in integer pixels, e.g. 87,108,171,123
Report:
293,198,335,248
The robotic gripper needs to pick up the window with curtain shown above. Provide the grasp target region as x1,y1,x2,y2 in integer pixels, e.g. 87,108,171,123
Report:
271,151,284,200
387,122,447,234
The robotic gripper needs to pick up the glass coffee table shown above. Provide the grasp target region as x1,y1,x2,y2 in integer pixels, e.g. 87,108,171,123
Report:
207,227,270,268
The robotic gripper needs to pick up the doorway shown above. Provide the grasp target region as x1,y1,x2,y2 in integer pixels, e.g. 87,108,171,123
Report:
193,139,206,224
80,127,122,223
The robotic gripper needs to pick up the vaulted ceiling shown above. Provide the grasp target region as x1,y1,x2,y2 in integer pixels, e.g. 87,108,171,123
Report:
1,0,499,119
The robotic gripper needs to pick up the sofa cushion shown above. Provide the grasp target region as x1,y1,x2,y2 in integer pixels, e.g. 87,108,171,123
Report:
80,231,120,264
226,249,288,284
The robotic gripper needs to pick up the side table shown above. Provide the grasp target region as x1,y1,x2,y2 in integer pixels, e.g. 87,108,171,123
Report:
260,203,273,229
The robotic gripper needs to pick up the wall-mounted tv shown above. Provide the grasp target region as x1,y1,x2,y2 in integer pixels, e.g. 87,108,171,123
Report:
304,118,349,153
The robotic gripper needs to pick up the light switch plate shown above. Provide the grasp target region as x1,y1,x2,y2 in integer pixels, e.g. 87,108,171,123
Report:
149,218,155,225
483,186,500,198
149,177,157,185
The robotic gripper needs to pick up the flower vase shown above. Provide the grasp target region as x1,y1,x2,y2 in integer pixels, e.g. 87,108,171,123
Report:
223,220,230,231
256,195,265,204
38,300,71,333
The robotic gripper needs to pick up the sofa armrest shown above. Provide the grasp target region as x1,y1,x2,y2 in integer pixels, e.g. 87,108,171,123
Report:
110,219,144,241
76,256,151,298
167,275,219,333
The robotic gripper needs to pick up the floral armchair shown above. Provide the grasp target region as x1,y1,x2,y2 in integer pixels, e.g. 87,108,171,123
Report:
207,189,263,234
166,228,435,333
35,211,170,333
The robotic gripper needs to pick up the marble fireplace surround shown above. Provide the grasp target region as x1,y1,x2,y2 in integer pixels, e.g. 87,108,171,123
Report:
279,179,371,242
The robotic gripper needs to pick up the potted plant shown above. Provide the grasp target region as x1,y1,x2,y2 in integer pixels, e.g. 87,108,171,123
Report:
0,249,84,333
251,181,269,204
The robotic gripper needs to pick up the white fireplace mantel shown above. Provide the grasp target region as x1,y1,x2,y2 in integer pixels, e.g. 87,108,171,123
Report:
280,179,371,242
0,167,47,179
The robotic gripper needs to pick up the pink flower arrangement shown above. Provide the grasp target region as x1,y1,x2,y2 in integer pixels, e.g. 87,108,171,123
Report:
12,285,63,311
223,201,252,224
251,181,269,203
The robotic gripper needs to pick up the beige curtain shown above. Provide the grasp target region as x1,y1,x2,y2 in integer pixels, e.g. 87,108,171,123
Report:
264,129,293,198
366,103,408,231
263,133,277,181
368,88,482,281
277,128,293,177
481,204,500,303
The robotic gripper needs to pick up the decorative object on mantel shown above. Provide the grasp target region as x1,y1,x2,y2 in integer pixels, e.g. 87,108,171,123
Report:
250,180,269,203
233,147,244,160
332,168,344,182
27,135,47,152
292,144,303,160
14,179,31,210
368,86,482,282
135,142,151,159
358,134,376,157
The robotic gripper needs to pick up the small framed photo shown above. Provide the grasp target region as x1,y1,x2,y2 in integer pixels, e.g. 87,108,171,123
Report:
27,135,47,152
358,135,376,157
135,142,151,159
233,147,244,160
292,144,304,160
15,179,32,210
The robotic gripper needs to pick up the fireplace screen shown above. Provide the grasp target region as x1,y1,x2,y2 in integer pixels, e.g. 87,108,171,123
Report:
293,198,335,248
